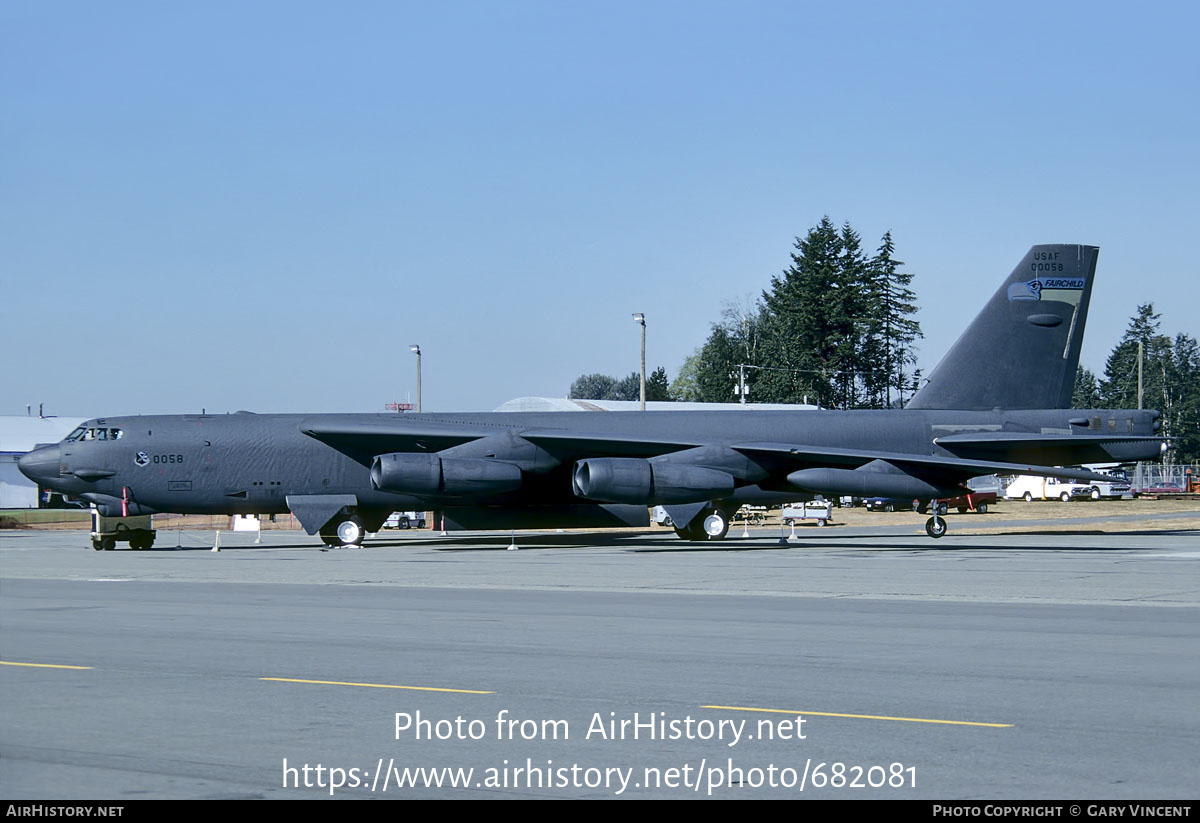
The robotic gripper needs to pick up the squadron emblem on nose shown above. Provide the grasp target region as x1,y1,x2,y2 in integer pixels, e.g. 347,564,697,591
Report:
134,451,150,467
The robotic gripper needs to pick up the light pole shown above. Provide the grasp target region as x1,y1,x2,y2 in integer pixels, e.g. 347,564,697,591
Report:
632,313,646,411
409,344,422,413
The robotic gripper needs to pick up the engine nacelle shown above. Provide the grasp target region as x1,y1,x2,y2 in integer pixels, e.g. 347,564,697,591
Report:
371,453,522,498
786,467,961,500
572,458,734,505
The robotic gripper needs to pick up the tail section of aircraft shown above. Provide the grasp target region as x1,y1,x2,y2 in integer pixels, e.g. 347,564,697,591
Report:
907,244,1098,411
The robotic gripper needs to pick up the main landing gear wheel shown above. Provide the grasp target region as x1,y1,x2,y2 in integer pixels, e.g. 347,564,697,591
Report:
673,508,731,542
335,518,364,547
320,516,365,548
674,522,706,541
702,510,730,540
925,516,947,539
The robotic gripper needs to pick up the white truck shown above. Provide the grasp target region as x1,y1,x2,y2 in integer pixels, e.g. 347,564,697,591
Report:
1002,475,1091,502
1081,471,1133,500
384,511,427,529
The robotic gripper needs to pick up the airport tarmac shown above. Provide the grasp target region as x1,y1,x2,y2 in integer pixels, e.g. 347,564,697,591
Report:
2,520,1197,799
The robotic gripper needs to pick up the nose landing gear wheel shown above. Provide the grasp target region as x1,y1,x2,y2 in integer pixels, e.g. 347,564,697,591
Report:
925,516,947,538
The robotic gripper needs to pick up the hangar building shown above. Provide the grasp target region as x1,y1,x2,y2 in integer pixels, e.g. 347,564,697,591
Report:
0,415,87,508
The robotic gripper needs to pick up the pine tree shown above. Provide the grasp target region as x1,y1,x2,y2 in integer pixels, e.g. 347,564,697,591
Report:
646,366,672,401
831,222,869,408
1072,366,1101,408
1098,304,1200,464
757,217,843,406
1168,333,1200,464
1100,304,1172,410
613,372,641,401
693,326,743,403
868,232,922,408
674,219,922,410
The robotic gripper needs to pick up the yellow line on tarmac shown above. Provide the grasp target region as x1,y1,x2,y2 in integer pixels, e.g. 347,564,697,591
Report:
1,660,93,670
262,677,493,694
702,704,1011,728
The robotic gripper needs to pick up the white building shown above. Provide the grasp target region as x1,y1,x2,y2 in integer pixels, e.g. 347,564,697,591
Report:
0,416,87,508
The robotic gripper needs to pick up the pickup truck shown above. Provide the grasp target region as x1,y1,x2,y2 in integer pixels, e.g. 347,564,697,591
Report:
945,490,997,513
1003,475,1091,502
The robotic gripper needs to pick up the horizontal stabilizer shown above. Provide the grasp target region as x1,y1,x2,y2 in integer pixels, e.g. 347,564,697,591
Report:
934,432,1165,464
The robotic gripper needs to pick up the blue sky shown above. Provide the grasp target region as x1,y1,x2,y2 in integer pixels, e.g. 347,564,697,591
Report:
4,1,1197,416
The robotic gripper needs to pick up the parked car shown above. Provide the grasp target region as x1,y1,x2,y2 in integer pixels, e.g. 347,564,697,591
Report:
1141,482,1183,495
865,497,917,513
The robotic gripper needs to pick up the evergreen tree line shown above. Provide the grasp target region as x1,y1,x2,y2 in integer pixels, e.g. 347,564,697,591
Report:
569,368,672,402
565,222,1196,465
1073,304,1200,465
567,218,922,410
671,217,922,409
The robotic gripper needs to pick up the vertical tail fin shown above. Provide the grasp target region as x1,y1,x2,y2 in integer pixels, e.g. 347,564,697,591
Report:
907,244,1098,410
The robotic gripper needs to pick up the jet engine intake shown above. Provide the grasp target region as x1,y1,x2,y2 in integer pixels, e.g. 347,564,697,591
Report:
371,453,522,497
572,458,734,505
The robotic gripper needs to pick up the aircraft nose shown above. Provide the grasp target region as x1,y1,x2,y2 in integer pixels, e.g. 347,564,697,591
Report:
17,444,61,485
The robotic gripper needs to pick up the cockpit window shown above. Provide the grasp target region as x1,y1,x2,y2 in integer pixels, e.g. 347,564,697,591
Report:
70,426,121,442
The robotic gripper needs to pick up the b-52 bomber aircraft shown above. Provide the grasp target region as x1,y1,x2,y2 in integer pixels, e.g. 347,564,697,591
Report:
20,244,1164,548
